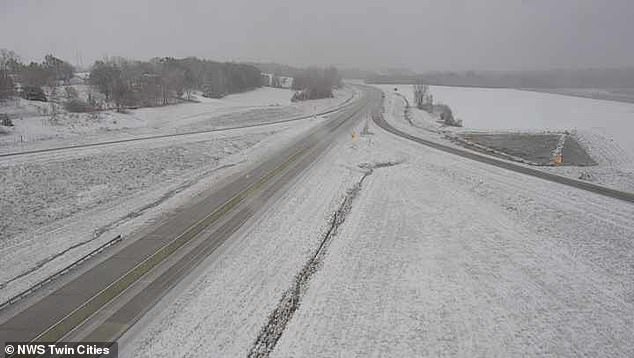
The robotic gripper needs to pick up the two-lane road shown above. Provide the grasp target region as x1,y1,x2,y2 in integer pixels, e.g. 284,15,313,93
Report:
0,85,382,348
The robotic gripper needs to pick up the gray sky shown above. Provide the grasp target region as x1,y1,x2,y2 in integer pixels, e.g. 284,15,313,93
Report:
1,0,633,71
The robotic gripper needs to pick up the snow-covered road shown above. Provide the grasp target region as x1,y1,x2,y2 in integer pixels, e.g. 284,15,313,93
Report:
122,87,634,357
0,87,354,305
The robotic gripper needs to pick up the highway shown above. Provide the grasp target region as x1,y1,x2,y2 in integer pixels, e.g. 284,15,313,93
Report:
0,85,381,347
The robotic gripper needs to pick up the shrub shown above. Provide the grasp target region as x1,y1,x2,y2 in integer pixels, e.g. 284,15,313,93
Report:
291,90,309,102
0,113,13,126
64,99,95,113
20,86,47,102
64,86,78,99
435,104,462,127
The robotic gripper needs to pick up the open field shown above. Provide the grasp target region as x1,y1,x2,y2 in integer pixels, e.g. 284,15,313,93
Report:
427,85,634,156
526,87,634,104
0,86,353,153
377,84,634,192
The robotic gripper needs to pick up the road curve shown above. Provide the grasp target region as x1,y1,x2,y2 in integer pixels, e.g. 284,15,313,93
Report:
0,86,381,346
372,111,634,204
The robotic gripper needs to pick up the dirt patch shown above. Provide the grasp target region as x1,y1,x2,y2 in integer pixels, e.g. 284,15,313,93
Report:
561,136,597,166
458,133,596,166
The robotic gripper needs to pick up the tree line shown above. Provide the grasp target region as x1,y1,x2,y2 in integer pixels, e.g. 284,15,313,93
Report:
1,49,75,100
2,48,345,110
89,57,263,110
0,49,264,111
250,63,343,101
290,66,342,101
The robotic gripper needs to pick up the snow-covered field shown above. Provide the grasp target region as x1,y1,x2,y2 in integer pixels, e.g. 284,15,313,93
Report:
387,84,634,156
378,84,634,192
0,87,354,304
0,86,353,153
122,96,634,357
526,87,634,104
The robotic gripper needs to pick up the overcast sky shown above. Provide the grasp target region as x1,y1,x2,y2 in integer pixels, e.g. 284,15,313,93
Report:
1,0,633,71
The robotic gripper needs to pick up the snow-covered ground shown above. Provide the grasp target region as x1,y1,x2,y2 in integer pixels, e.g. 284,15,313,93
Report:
378,84,634,192
423,85,633,156
122,95,634,357
121,117,381,357
525,87,634,104
0,87,354,304
0,86,353,154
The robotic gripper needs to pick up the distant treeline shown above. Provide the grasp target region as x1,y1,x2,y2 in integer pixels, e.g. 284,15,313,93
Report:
250,62,343,100
366,68,634,89
249,62,304,78
1,49,75,99
291,67,342,101
251,62,343,100
0,49,264,110
89,57,262,110
2,49,345,109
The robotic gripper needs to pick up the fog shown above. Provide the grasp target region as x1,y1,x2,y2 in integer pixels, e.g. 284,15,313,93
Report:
1,0,633,71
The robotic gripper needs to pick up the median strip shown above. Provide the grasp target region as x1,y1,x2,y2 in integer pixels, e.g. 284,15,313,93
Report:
248,160,401,358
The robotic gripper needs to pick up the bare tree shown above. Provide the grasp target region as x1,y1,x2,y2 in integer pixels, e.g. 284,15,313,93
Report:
0,72,13,100
0,50,18,99
43,54,74,84
89,56,263,107
292,66,340,101
89,60,120,102
20,62,54,88
112,76,132,112
0,49,20,72
183,68,195,100
413,80,433,111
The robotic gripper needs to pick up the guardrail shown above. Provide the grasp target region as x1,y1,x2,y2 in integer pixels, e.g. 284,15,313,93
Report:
0,234,124,311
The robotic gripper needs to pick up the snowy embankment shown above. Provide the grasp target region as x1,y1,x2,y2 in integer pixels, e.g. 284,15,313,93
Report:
0,87,355,304
123,99,634,357
0,86,354,154
377,84,634,192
